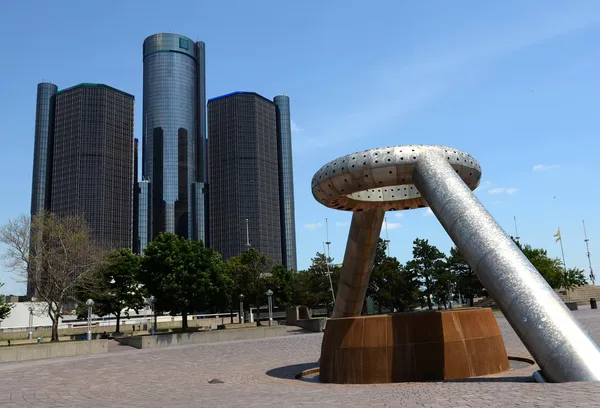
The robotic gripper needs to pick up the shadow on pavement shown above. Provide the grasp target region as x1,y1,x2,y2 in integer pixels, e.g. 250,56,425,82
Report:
266,362,319,379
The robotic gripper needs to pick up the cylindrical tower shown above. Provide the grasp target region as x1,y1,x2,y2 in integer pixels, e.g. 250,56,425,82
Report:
143,33,204,239
274,95,298,271
30,82,58,215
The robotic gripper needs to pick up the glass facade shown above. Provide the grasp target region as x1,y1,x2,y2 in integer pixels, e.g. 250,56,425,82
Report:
208,92,282,264
51,84,135,250
138,180,150,254
192,182,208,245
142,33,207,241
30,82,58,215
274,95,298,271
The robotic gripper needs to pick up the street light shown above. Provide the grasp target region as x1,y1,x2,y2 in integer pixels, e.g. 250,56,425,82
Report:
239,294,244,324
266,289,273,326
28,306,34,340
148,296,156,334
86,299,94,341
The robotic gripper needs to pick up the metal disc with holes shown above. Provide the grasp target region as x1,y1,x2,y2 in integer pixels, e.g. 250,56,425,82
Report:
311,145,482,212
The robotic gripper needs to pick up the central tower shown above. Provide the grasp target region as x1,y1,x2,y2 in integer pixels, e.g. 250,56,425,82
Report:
142,33,207,245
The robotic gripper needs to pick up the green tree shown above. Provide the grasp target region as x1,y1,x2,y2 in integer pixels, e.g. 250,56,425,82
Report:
366,238,389,307
139,233,221,330
75,249,145,333
293,252,338,311
406,238,446,310
390,262,422,312
0,282,13,320
561,267,587,299
446,247,485,307
226,248,271,322
267,265,295,309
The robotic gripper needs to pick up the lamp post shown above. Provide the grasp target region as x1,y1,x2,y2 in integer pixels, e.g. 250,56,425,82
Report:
239,294,244,324
148,296,156,334
28,306,34,340
86,299,94,341
266,289,273,326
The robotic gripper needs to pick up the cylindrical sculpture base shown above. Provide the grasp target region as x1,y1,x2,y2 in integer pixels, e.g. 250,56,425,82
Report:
320,308,510,384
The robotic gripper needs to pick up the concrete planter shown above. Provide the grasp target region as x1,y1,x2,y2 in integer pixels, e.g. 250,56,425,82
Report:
116,326,287,349
0,340,108,362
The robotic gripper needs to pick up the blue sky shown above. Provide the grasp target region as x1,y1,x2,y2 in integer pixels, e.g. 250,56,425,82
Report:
1,0,600,295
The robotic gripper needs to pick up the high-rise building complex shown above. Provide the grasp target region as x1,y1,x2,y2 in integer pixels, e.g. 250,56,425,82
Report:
141,33,207,253
29,82,135,295
207,92,297,268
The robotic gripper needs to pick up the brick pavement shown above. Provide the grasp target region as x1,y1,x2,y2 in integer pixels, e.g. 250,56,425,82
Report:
0,309,598,407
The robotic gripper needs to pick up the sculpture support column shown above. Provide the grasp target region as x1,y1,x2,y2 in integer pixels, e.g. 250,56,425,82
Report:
332,208,385,319
413,150,600,382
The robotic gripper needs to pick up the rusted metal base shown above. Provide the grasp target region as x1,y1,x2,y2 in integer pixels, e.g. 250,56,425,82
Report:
319,308,510,384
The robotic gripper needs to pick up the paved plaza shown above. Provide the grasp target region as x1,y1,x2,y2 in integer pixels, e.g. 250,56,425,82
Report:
0,309,599,407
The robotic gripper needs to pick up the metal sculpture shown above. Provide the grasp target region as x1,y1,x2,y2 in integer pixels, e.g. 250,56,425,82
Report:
312,145,600,382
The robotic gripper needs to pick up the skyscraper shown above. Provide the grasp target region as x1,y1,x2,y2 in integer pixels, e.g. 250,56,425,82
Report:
29,82,58,297
141,33,207,248
274,95,298,271
50,83,135,250
208,91,291,264
30,82,58,216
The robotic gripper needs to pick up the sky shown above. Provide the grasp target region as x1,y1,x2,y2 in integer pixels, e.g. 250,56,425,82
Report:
1,0,600,295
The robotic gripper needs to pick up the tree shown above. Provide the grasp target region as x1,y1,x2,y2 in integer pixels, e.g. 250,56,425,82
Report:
139,233,221,331
0,282,12,320
293,252,339,311
406,238,447,310
561,267,587,300
267,265,295,309
447,247,485,307
0,212,103,341
366,238,389,309
389,262,422,312
75,249,145,333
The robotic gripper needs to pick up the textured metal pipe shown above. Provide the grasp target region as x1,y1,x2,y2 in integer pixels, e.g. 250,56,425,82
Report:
413,150,600,382
332,208,385,318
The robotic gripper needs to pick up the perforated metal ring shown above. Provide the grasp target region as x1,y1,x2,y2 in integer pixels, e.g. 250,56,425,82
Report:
311,145,482,212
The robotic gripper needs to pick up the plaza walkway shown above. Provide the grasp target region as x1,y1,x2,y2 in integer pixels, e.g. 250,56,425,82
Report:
0,309,598,407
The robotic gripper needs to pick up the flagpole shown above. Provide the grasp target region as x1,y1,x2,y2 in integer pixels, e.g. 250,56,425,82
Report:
556,227,569,300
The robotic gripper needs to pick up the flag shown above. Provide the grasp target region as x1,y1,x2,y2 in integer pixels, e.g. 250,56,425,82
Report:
554,228,561,243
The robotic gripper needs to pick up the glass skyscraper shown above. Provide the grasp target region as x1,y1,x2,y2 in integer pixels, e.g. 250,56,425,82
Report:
208,92,297,267
142,33,207,245
274,95,298,271
30,82,58,216
51,84,135,251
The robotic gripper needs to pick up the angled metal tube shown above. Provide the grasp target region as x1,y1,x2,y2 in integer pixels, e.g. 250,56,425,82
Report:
332,208,385,318
413,150,600,382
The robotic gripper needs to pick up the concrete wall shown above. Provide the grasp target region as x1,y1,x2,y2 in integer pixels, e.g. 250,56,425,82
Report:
0,316,236,340
296,318,327,332
0,340,107,362
116,326,287,349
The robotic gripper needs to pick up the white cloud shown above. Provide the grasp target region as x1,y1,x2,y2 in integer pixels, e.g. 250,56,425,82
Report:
304,222,322,231
335,221,350,228
484,180,492,186
423,208,434,216
290,120,303,133
394,213,404,218
488,187,518,195
384,222,402,230
533,164,560,172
